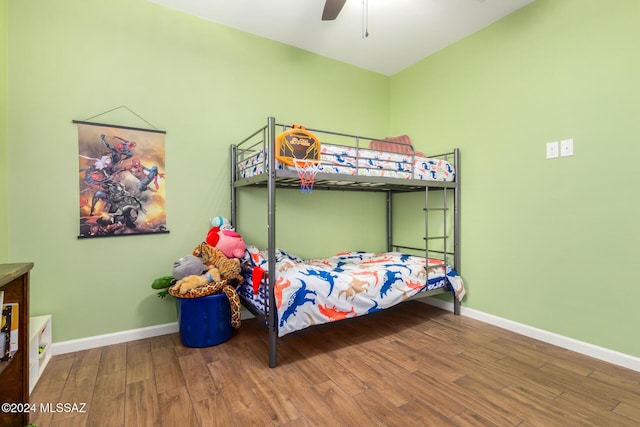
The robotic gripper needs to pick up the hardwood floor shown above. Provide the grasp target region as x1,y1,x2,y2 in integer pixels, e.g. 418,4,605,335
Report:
29,302,640,426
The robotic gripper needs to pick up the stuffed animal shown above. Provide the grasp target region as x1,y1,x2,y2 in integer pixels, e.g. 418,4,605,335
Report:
168,268,242,329
210,216,232,230
192,243,243,283
172,255,207,280
205,226,246,259
151,275,174,298
172,268,222,295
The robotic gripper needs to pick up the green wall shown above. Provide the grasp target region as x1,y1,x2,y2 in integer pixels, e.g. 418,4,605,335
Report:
6,0,388,342
0,0,8,262
391,0,640,357
6,0,639,360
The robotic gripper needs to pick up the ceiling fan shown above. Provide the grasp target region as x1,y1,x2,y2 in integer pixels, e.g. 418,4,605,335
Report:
322,0,347,20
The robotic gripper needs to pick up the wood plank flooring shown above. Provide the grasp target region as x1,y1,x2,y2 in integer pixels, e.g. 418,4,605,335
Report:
29,302,640,426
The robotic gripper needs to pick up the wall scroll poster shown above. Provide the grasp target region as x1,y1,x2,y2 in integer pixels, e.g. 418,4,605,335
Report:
76,121,168,238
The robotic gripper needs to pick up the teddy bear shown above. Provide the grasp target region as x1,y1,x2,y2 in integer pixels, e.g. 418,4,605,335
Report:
172,267,222,295
205,226,246,259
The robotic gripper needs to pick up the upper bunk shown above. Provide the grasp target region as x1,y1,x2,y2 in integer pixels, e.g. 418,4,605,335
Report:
231,117,459,193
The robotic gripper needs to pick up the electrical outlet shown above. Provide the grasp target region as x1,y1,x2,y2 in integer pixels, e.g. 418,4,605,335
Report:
560,138,574,156
546,141,559,159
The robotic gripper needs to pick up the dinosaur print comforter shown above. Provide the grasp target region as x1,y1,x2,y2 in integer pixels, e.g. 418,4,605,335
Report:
239,248,465,337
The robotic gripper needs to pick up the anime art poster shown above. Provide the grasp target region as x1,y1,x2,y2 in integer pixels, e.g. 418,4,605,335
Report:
76,121,169,238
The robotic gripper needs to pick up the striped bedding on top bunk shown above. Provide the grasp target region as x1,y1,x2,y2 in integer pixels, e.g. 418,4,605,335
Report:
239,247,465,337
237,143,455,182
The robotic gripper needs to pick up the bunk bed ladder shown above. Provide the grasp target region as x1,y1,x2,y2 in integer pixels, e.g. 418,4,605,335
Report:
423,173,461,315
423,189,454,261
443,185,460,315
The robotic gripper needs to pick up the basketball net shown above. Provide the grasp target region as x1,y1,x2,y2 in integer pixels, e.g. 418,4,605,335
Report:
293,159,320,193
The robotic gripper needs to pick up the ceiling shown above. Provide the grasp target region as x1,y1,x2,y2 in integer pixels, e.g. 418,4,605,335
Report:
149,0,535,76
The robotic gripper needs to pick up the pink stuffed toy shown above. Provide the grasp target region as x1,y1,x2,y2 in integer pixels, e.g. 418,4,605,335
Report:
205,226,247,259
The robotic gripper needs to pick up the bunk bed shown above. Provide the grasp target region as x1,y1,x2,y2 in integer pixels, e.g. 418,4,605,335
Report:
230,117,463,368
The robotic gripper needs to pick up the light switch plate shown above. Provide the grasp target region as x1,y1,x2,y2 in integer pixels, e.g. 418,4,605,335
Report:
560,138,574,156
546,141,559,159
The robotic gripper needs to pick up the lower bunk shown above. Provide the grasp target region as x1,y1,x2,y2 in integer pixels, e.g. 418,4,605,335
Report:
238,246,465,367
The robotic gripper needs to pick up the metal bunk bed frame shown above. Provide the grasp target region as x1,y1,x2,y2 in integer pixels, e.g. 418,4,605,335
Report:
230,117,460,368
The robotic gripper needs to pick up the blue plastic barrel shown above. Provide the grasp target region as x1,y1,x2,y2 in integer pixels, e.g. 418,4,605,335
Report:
176,293,233,347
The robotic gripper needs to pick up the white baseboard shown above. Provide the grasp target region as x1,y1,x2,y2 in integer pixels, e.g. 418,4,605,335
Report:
419,297,640,372
52,322,179,355
52,310,256,356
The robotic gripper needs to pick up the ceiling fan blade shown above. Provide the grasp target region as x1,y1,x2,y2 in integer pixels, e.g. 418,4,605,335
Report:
322,0,347,21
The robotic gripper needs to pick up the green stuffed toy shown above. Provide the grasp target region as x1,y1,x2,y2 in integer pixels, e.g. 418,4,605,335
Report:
151,276,174,298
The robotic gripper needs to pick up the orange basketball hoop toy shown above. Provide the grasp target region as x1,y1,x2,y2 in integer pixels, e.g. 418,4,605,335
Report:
275,125,321,193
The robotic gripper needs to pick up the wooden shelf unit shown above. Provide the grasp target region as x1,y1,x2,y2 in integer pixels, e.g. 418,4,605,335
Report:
0,263,33,427
29,315,51,394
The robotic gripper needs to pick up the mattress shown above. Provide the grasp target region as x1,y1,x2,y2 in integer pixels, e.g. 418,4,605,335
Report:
238,247,465,337
236,142,455,182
